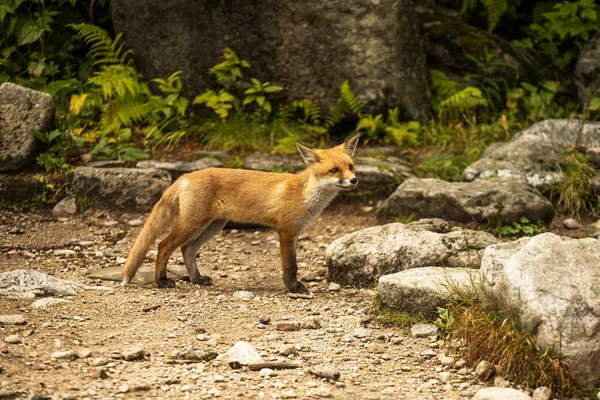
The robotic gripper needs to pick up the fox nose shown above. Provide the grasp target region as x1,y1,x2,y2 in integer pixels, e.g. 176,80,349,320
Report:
349,177,358,185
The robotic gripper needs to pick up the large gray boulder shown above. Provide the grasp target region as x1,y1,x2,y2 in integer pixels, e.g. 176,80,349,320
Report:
575,30,600,103
72,167,171,210
0,82,55,172
0,270,87,298
481,233,600,387
376,177,554,224
463,135,565,188
325,219,499,287
512,119,600,148
111,0,430,119
243,153,305,173
378,267,478,316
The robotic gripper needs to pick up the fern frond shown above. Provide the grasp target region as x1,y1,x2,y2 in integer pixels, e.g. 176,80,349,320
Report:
69,23,132,65
324,102,347,129
88,65,146,100
430,70,458,101
439,86,488,116
339,80,363,115
482,0,508,32
114,100,150,127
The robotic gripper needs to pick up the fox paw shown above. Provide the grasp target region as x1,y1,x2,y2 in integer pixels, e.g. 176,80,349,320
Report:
192,275,213,286
157,278,176,289
287,281,309,294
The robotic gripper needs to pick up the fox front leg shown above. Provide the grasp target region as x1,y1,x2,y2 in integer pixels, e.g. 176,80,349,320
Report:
278,229,309,294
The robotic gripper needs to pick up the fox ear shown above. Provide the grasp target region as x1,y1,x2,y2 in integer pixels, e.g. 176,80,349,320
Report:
344,133,360,157
296,141,320,164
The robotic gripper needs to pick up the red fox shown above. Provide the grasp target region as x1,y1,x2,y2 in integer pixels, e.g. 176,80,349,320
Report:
122,134,360,293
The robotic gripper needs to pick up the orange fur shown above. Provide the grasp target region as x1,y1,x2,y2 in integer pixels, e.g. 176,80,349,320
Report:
122,134,360,293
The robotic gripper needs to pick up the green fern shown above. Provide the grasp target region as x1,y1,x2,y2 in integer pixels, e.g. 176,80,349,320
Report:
87,65,146,99
69,23,132,65
438,86,488,116
483,0,508,32
340,80,363,115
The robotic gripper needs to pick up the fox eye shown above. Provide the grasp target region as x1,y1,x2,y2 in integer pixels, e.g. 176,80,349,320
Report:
349,164,354,171
330,167,339,174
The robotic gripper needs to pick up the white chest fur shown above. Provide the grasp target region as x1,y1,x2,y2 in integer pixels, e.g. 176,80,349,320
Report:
295,181,338,233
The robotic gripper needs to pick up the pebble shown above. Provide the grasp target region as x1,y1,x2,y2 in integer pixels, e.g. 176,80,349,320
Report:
32,298,71,308
207,387,221,397
411,323,438,338
76,349,92,359
4,335,21,344
473,387,531,400
122,346,145,361
281,390,298,399
475,360,495,379
420,348,437,358
232,291,255,301
301,316,321,329
328,282,341,292
353,327,372,338
314,386,333,398
366,343,384,354
53,249,76,257
390,336,403,345
221,341,263,365
563,218,580,230
259,368,275,377
51,350,78,360
493,376,510,388
439,355,454,367
276,322,301,332
532,386,551,400
118,384,130,393
0,315,26,326
128,219,143,227
92,369,109,379
438,371,451,383
90,357,109,367
279,344,299,356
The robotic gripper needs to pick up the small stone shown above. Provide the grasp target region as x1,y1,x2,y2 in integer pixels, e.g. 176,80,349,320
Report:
455,359,466,368
532,386,551,400
259,317,271,325
563,218,580,230
197,333,207,341
353,327,372,338
439,355,454,367
0,315,26,326
315,386,333,398
32,298,71,308
122,346,145,361
328,282,341,292
276,322,301,332
4,335,21,344
473,387,531,400
281,390,298,399
221,341,263,365
420,348,437,359
410,323,438,338
493,376,511,388
279,344,299,356
259,368,275,377
52,197,77,217
53,249,76,257
475,360,495,380
302,317,321,330
213,374,225,383
127,219,143,227
118,384,129,393
207,387,221,397
90,357,108,367
232,291,255,301
51,350,78,360
133,383,151,392
93,369,109,379
301,271,318,282
438,371,451,383
366,343,384,354
390,337,403,345
76,349,92,359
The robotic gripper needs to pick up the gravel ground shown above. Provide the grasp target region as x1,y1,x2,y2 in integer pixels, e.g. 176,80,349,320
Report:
0,205,488,400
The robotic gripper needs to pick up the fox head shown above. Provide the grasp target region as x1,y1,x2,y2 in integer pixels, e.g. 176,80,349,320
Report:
296,134,360,191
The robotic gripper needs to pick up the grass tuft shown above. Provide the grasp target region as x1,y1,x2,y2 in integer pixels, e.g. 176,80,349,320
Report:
546,148,599,218
441,281,581,397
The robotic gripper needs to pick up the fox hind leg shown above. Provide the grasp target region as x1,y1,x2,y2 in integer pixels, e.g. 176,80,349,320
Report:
155,219,212,288
181,219,226,286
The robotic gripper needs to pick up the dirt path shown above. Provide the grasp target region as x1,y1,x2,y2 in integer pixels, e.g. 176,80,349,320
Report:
0,206,484,399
